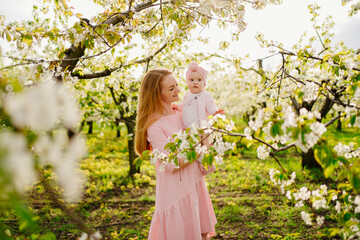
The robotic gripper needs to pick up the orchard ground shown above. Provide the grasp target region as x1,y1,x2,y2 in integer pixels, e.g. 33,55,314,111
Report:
2,122,359,239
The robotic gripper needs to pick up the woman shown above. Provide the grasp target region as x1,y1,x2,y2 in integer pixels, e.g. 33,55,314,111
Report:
135,69,217,240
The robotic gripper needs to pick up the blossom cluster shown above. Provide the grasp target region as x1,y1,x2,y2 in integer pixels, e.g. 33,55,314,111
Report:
269,169,296,194
245,105,327,162
334,142,360,159
269,169,360,239
149,114,235,172
302,82,319,102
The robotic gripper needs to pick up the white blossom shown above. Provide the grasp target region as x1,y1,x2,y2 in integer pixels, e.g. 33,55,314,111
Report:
214,155,224,165
150,149,167,166
90,231,102,240
79,231,102,240
282,106,297,129
354,196,360,205
299,108,308,117
244,127,252,140
316,216,325,226
301,211,312,225
313,198,328,210
295,201,304,208
350,224,359,232
332,194,338,201
294,187,311,201
303,82,319,102
5,84,14,92
286,190,292,200
310,122,327,136
257,145,270,159
335,201,341,213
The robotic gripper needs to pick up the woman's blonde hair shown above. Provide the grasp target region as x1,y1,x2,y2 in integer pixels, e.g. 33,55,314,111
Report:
135,68,173,155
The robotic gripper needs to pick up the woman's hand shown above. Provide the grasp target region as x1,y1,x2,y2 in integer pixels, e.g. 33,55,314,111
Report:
172,156,194,173
200,134,211,149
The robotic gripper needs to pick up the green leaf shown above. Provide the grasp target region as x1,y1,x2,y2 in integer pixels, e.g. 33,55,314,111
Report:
187,150,197,163
324,164,335,178
343,212,351,222
270,122,283,137
13,203,38,232
16,27,27,31
5,31,11,41
134,156,143,170
164,142,176,151
270,123,278,137
349,170,360,192
350,115,356,126
328,228,340,237
39,233,56,240
332,55,340,63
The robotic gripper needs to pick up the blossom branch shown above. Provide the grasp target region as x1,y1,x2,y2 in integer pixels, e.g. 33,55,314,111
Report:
279,51,360,72
1,32,129,71
37,169,95,236
269,152,287,173
210,128,289,172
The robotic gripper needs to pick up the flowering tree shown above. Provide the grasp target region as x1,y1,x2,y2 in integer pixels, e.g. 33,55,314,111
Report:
0,0,284,238
201,3,360,239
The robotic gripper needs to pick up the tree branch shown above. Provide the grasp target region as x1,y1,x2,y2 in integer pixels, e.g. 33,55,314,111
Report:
75,41,169,79
58,0,165,79
325,114,341,127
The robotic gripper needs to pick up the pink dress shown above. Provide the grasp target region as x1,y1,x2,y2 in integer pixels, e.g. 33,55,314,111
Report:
147,109,217,240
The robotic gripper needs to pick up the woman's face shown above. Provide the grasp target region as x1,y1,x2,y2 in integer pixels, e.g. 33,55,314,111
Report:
160,74,180,104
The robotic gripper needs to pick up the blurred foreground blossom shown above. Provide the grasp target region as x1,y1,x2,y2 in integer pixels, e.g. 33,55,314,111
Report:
0,131,36,195
0,79,86,202
4,81,80,131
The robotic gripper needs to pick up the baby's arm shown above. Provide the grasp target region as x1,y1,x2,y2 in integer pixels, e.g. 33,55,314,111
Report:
204,92,218,115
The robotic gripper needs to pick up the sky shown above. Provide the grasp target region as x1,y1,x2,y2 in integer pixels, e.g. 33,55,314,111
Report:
1,0,359,69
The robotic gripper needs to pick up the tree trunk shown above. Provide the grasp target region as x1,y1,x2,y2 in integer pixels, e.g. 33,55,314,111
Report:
79,120,85,132
337,118,342,131
125,121,139,176
87,121,93,134
301,148,322,169
115,119,121,138
117,128,121,138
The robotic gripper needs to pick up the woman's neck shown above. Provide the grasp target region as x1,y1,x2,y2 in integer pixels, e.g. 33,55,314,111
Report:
162,103,175,115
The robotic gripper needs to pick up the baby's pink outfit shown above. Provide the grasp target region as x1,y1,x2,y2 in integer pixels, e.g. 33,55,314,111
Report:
182,91,217,128
147,109,217,240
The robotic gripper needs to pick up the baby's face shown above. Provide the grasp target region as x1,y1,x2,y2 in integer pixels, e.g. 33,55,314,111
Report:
186,72,205,94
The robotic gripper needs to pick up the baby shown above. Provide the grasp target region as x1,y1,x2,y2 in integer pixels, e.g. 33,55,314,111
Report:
182,62,218,128
182,62,218,175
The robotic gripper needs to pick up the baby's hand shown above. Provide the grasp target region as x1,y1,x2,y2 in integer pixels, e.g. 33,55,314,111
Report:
214,109,225,115
172,102,183,111
172,103,179,110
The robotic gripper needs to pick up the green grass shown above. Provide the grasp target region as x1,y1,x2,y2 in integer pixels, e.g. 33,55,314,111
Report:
3,121,359,239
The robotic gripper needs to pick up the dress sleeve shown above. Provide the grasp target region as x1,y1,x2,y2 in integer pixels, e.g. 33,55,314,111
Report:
147,123,176,173
205,92,218,115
